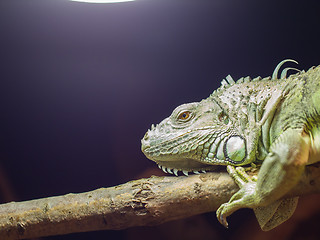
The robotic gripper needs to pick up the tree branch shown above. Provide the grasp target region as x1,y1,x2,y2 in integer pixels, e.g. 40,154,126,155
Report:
1,163,320,240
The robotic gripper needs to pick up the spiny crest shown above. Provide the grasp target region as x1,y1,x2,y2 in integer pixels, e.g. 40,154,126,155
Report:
211,59,301,97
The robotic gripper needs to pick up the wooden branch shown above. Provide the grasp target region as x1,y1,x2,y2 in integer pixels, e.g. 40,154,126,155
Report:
1,163,320,240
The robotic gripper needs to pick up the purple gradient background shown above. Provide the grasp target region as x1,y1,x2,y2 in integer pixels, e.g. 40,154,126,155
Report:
0,0,320,239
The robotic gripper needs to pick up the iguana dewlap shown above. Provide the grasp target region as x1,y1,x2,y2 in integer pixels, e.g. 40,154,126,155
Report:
141,60,320,230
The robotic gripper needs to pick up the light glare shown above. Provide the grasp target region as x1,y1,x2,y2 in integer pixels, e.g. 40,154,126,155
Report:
70,0,135,3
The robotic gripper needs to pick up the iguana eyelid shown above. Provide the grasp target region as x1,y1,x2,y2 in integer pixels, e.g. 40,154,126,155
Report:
177,110,193,122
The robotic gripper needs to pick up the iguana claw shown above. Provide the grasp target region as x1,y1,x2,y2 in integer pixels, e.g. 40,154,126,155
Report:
216,204,229,228
215,166,257,227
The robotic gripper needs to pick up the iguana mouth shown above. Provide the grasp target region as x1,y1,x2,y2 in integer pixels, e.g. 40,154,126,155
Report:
142,133,219,175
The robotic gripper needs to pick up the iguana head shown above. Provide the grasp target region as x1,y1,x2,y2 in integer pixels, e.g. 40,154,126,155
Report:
141,95,247,175
141,59,300,176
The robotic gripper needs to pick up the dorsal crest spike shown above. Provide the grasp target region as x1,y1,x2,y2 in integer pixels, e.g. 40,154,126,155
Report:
243,76,251,83
272,59,299,80
221,79,228,87
236,77,244,83
226,75,235,85
220,75,235,87
252,76,262,82
280,67,300,79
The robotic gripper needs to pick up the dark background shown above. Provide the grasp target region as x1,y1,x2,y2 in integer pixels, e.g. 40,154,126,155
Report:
1,0,320,239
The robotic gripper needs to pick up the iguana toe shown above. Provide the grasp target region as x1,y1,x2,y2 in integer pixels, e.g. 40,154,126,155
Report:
216,204,229,228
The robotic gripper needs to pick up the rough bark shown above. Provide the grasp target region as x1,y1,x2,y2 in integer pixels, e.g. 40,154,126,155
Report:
1,163,320,240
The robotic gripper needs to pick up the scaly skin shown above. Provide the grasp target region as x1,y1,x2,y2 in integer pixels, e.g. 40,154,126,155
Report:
141,60,320,230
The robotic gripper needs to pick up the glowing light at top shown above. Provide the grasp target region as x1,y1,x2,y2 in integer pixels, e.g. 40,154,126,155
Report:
70,0,135,3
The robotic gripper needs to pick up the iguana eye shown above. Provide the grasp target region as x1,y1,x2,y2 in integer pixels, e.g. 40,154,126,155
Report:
218,112,229,124
178,111,191,121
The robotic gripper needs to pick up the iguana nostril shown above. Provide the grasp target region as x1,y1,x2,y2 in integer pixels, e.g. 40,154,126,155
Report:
141,140,149,152
141,132,150,152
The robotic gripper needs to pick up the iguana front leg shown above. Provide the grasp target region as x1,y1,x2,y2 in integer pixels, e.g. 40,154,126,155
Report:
216,128,310,229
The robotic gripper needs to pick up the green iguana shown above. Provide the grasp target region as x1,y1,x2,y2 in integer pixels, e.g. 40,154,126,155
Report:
141,59,320,230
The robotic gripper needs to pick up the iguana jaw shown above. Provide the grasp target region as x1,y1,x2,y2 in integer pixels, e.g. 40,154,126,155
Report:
141,128,245,175
141,127,219,175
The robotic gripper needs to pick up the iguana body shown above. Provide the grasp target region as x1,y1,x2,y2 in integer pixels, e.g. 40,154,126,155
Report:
141,60,320,230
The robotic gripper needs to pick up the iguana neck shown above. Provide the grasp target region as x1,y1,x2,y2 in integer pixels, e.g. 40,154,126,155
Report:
215,79,288,163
